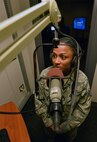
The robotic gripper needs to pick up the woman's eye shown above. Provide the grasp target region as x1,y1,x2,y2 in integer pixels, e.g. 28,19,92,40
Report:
60,54,66,60
51,53,57,58
51,53,66,60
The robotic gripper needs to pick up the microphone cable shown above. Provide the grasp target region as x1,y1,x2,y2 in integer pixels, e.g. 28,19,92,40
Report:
33,43,53,95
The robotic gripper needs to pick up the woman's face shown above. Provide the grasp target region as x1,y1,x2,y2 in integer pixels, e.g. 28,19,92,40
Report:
51,45,74,74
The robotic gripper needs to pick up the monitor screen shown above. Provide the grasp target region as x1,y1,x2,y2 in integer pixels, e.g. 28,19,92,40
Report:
73,18,86,30
51,26,55,31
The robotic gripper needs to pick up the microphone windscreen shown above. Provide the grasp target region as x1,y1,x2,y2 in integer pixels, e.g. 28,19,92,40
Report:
47,67,64,78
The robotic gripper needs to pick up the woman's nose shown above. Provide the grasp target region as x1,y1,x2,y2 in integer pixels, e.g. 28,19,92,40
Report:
54,57,61,64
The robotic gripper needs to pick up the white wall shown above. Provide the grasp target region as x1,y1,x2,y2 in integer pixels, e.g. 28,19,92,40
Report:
0,59,27,106
84,0,97,103
85,0,97,87
0,0,38,108
91,63,97,102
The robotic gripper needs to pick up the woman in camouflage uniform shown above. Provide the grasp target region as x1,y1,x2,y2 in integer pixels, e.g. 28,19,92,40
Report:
35,37,91,142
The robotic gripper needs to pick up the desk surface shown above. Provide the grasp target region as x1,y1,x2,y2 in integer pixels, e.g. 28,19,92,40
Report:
0,102,30,142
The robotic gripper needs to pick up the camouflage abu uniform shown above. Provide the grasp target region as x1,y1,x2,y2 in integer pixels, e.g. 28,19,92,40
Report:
35,66,91,133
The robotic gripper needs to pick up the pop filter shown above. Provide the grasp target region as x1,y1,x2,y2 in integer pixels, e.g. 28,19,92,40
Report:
47,67,64,78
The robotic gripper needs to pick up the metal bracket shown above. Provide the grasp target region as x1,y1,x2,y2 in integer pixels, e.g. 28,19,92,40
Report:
42,0,61,24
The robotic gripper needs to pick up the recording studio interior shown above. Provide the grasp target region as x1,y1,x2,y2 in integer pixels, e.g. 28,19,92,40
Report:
0,0,97,142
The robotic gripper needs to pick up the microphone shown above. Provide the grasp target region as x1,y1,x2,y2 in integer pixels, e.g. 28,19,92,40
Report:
47,67,64,133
